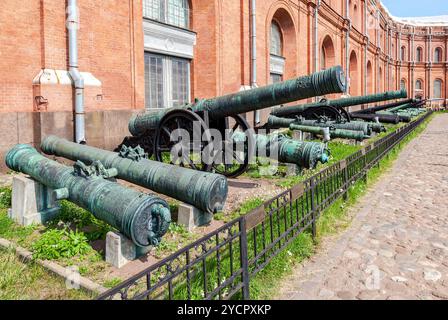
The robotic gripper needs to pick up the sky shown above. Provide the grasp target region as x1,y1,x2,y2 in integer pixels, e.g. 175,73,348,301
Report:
381,0,448,17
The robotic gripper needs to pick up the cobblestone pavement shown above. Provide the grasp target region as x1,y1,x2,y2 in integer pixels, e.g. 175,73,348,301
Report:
277,114,448,300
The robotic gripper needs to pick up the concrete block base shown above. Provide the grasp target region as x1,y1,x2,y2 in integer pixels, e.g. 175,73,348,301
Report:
286,164,302,176
105,231,151,269
9,175,60,226
177,203,213,232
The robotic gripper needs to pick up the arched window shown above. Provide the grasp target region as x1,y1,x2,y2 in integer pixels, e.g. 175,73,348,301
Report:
400,79,406,90
434,79,443,98
270,22,283,56
143,0,190,29
321,46,326,71
415,80,423,90
321,36,335,70
401,46,406,61
416,47,423,62
434,47,443,63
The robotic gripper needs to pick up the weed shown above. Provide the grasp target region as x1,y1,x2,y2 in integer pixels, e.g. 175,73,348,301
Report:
32,228,91,260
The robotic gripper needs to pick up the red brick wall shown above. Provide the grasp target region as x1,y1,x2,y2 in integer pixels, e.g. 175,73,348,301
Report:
0,0,144,113
0,0,447,117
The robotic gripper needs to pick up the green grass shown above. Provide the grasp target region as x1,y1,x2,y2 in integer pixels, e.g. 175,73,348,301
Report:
214,197,264,223
0,247,94,300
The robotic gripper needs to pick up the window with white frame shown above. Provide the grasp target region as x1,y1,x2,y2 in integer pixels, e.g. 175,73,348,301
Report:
270,22,283,57
144,52,190,109
143,0,190,29
434,79,442,98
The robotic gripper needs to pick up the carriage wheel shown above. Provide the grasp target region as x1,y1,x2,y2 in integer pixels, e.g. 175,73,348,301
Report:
154,110,212,172
211,114,255,178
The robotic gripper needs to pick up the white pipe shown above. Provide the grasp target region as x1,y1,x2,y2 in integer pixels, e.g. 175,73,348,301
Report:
67,0,85,144
250,0,260,125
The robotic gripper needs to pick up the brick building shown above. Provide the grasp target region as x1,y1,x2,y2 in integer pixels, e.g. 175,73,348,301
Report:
0,0,447,168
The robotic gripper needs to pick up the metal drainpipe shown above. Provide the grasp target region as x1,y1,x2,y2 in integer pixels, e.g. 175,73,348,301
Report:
251,0,260,125
345,0,350,95
67,0,85,144
314,0,321,101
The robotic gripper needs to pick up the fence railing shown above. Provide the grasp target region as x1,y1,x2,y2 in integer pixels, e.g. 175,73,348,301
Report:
97,111,433,300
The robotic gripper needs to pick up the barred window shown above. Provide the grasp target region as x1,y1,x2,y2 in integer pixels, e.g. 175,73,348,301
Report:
270,22,283,56
144,52,190,109
434,79,442,98
400,79,406,91
270,73,283,84
143,0,190,29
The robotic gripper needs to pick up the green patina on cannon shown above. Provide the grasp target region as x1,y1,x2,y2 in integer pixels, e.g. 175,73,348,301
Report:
232,132,329,169
349,113,401,124
267,115,376,136
121,66,346,177
41,136,228,214
6,145,171,247
288,124,368,141
270,89,408,121
352,98,415,114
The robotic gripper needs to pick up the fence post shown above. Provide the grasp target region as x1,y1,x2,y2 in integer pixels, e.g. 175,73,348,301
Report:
310,177,317,239
239,218,250,300
341,160,349,201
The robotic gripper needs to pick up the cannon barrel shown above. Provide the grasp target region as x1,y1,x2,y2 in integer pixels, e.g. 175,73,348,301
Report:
129,66,346,136
349,113,400,124
352,98,415,114
289,124,368,141
271,89,408,118
232,132,329,169
267,115,372,136
6,145,171,247
386,100,426,113
41,136,228,214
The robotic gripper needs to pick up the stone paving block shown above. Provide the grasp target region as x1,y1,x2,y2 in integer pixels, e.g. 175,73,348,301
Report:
275,115,448,300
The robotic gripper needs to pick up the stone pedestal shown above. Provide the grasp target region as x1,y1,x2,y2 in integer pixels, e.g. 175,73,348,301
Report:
105,231,151,268
177,203,213,232
8,175,60,226
286,163,302,176
291,130,303,141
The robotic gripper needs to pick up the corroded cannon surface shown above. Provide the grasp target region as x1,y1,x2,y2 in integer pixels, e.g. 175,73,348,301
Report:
129,66,346,136
289,124,368,141
41,136,228,214
267,116,373,136
232,132,329,169
352,99,415,114
350,113,401,124
271,89,408,118
6,145,171,247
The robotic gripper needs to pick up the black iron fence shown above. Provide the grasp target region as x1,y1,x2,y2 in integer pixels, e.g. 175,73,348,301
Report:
97,112,433,300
